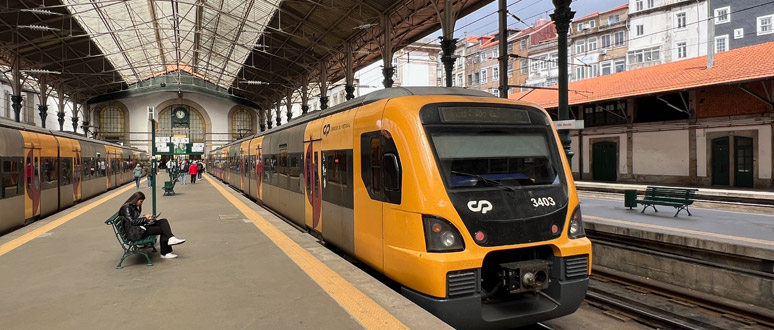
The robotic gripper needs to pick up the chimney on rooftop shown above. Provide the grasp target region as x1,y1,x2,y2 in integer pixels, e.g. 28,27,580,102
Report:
534,18,547,27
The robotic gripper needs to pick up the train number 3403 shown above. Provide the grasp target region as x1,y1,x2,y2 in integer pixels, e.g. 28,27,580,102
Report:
530,197,556,207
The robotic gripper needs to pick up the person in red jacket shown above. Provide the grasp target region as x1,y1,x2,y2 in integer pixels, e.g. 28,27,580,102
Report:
188,161,198,184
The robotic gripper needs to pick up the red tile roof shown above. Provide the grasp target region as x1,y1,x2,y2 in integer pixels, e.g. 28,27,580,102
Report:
602,3,628,14
509,42,774,108
574,12,600,22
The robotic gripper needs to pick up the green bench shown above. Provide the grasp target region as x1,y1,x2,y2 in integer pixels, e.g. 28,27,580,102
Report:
635,186,698,217
105,212,157,269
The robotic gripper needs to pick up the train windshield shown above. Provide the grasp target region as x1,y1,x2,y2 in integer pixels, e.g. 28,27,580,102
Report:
429,130,562,189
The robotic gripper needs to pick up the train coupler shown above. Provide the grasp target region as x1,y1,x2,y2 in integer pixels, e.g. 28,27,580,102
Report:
499,260,552,294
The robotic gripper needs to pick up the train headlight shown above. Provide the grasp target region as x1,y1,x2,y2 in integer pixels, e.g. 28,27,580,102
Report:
568,206,586,239
423,215,465,252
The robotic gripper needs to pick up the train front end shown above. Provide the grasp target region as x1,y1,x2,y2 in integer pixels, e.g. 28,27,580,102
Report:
384,97,591,329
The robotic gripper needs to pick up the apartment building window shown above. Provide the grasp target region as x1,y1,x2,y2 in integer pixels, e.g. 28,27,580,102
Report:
474,72,480,85
493,67,499,80
480,52,487,62
575,66,586,80
587,37,597,51
521,60,528,74
538,56,548,70
635,0,643,11
715,35,729,53
507,62,513,78
676,13,686,29
647,0,654,8
601,34,611,48
715,7,730,24
531,59,539,72
608,15,620,24
676,42,687,58
576,39,586,54
734,28,744,39
576,23,583,32
480,70,487,84
601,62,612,75
614,31,625,47
550,53,558,68
627,46,660,64
615,60,625,73
758,15,773,35
492,48,498,59
493,89,500,97
589,20,596,28
520,38,527,50
589,65,598,78
636,25,644,36
467,74,472,85
457,73,463,86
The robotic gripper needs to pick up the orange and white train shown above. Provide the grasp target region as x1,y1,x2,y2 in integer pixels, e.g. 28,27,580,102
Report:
208,87,591,329
0,119,146,234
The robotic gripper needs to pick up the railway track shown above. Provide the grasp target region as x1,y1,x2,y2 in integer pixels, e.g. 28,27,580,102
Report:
585,230,774,330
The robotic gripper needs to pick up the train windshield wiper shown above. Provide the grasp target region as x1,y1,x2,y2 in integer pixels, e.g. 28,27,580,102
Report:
450,171,518,194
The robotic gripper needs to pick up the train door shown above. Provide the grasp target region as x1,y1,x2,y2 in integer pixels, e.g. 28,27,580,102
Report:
74,148,82,202
256,145,263,201
24,147,41,220
241,154,246,191
304,138,323,233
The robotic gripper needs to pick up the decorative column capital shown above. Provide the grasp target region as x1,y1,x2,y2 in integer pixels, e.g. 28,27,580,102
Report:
440,38,458,87
38,105,49,128
550,0,575,33
301,105,309,114
382,67,395,88
345,84,355,100
320,96,329,110
11,95,23,123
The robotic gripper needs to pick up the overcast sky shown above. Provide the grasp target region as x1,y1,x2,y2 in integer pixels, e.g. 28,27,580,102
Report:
446,0,628,39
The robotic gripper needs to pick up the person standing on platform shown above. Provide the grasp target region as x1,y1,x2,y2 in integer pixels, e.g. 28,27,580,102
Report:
147,163,154,188
180,161,188,185
189,161,198,184
120,192,186,259
197,161,204,180
133,164,142,189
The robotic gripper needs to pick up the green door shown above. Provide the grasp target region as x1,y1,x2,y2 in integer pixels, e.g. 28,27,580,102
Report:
592,141,617,182
734,137,753,188
711,137,729,186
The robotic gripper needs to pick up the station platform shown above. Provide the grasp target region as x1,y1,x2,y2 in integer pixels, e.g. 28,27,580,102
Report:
0,175,452,330
576,181,774,205
577,181,774,317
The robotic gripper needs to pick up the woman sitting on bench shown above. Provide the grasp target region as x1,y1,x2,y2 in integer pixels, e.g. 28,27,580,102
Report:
120,192,187,259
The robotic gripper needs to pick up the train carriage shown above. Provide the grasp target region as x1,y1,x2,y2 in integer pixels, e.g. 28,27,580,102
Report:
210,88,592,329
0,125,25,233
0,118,146,235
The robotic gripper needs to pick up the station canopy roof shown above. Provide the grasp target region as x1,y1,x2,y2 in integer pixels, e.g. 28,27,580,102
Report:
1,0,491,107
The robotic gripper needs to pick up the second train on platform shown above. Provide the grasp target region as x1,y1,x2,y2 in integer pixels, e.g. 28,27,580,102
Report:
207,87,591,329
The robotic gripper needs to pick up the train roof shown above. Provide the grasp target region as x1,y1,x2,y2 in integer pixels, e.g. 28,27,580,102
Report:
215,87,497,150
0,117,145,152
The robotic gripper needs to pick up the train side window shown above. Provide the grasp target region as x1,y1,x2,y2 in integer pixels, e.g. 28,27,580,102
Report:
60,157,73,185
370,138,381,193
382,131,402,204
1,158,22,199
384,153,400,191
41,157,58,189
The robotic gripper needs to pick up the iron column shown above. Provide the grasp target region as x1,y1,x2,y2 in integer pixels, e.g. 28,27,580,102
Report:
551,0,575,163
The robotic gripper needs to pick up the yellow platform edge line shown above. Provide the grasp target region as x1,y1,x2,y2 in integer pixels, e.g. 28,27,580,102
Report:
585,215,774,246
0,180,140,257
204,176,410,330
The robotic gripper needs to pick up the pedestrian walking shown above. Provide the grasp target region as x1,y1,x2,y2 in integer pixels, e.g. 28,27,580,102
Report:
180,161,188,185
197,161,204,180
189,161,198,184
133,164,142,189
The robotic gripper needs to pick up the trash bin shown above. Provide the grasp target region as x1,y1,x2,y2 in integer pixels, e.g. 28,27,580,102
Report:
624,190,637,209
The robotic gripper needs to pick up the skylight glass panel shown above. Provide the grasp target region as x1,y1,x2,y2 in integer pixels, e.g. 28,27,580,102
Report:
63,0,279,88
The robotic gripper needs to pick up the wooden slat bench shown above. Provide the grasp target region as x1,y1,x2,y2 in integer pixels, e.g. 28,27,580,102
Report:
635,186,698,217
105,212,157,269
